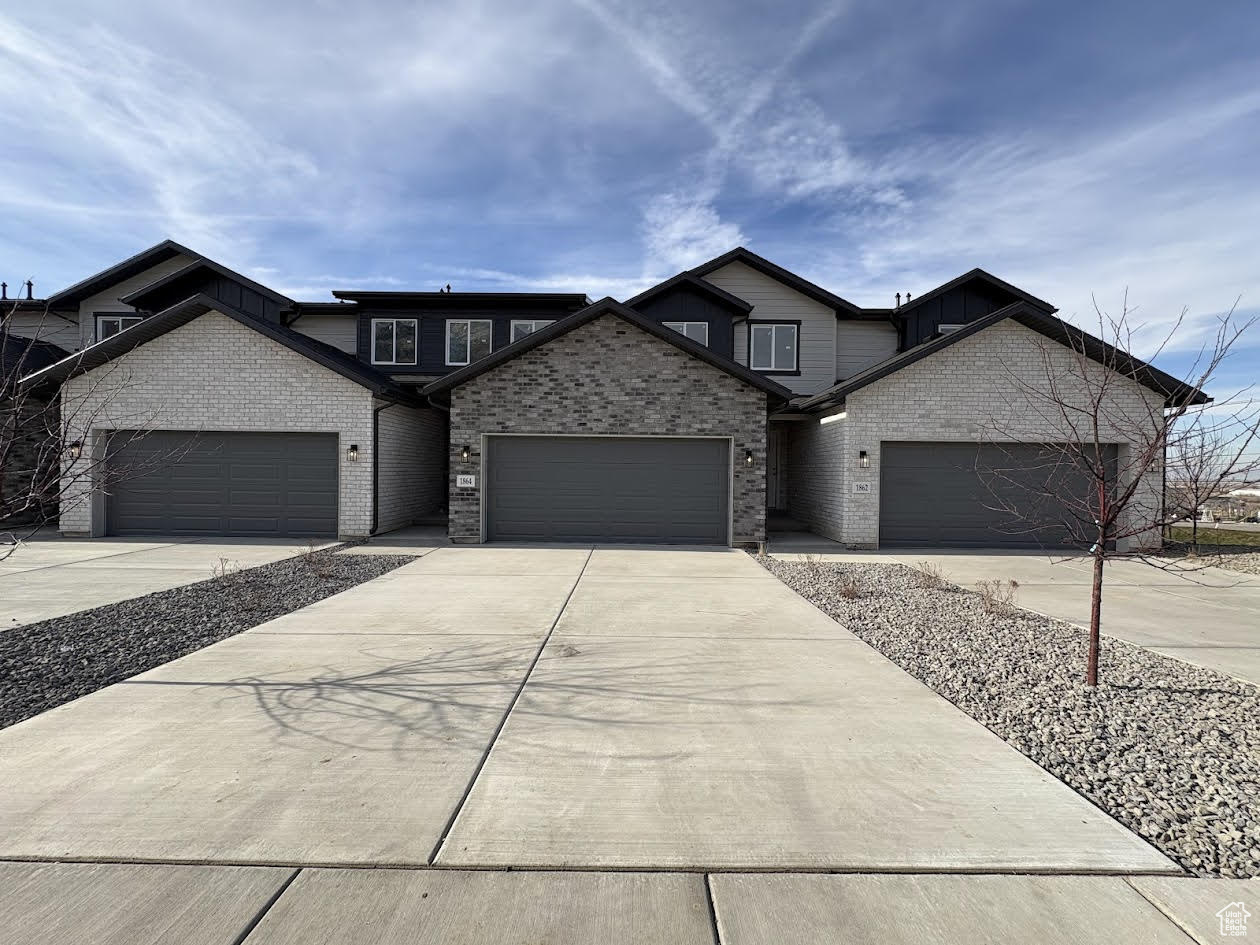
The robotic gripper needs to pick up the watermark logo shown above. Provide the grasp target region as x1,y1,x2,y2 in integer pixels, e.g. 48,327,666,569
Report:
1217,901,1250,937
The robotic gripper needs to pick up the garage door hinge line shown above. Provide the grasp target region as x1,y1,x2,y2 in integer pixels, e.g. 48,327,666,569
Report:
427,547,595,864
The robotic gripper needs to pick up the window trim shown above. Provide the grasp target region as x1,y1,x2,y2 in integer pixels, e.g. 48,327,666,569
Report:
445,318,494,366
369,317,419,366
747,320,801,375
94,313,144,342
662,321,710,346
509,319,555,344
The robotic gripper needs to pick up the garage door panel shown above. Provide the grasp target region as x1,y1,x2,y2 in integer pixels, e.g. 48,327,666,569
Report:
879,442,1117,549
107,431,338,538
485,436,729,544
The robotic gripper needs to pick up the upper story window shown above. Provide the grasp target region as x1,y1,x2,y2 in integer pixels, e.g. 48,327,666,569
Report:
446,318,493,366
95,314,143,341
663,321,709,346
371,318,418,365
749,322,798,373
510,319,554,343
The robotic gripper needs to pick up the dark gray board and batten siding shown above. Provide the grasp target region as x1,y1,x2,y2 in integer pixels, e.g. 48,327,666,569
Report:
483,436,731,544
354,305,583,376
630,287,740,360
106,431,338,537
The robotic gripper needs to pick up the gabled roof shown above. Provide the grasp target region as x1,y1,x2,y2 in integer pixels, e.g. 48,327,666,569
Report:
19,294,421,403
690,246,864,316
422,297,792,402
44,239,199,308
121,258,294,310
797,301,1209,411
623,271,753,315
897,267,1056,315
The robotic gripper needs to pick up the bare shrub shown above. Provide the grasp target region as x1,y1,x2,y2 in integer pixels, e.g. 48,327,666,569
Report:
975,578,1020,614
915,561,949,590
210,556,239,580
301,543,335,580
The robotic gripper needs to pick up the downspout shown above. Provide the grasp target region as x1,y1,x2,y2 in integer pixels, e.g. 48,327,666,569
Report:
371,399,402,536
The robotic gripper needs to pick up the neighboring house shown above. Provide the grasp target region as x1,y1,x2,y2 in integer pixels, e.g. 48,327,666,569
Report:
14,241,1205,549
1,328,68,526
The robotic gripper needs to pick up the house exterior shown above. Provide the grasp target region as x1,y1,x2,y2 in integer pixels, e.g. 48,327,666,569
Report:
9,240,1205,551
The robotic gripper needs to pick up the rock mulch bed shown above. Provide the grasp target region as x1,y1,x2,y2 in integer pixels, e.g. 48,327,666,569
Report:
759,555,1260,878
1210,551,1260,576
0,546,412,731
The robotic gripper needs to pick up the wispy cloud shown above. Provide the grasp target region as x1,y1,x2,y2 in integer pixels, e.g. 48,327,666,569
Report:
0,15,318,262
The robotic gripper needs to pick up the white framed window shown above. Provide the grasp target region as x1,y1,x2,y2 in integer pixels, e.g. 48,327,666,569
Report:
446,318,493,366
371,318,418,365
95,314,144,341
662,321,709,346
750,322,798,372
510,319,554,343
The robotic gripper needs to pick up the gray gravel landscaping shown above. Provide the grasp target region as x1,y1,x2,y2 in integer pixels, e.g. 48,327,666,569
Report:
0,545,412,731
759,555,1260,878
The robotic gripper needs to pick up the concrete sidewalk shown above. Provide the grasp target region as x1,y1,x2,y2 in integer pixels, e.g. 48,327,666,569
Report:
0,534,336,628
3,862,1250,945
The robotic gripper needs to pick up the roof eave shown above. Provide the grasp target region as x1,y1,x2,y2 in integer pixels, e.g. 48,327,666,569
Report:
44,239,200,307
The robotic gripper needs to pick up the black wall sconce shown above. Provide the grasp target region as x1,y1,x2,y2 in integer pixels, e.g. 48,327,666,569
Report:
67,440,82,461
744,449,754,467
460,444,471,461
859,449,869,468
347,444,359,462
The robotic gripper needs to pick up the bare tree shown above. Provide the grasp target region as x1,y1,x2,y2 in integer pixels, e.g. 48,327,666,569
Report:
1,302,189,559
1165,404,1260,552
979,296,1258,686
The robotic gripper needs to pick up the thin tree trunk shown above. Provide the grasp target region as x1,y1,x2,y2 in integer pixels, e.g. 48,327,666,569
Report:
1191,514,1199,553
1087,550,1103,687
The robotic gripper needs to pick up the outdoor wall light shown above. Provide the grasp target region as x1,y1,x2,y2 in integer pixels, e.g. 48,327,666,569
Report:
460,444,471,461
745,449,754,467
67,440,82,461
347,444,359,462
858,450,869,468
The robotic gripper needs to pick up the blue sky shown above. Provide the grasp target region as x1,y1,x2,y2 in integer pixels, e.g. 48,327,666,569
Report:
1,0,1258,396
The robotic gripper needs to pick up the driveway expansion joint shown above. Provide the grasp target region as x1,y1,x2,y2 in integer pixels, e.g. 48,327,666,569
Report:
229,866,302,945
428,547,596,864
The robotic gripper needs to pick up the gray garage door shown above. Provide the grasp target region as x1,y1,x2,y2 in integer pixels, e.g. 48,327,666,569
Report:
106,431,338,537
485,436,729,544
879,441,1118,549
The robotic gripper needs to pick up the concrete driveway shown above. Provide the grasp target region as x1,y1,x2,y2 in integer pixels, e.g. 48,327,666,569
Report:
0,544,1171,874
826,549,1260,686
0,533,335,629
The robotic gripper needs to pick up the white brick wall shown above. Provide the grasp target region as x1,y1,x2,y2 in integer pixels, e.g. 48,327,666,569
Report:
376,402,446,532
785,411,847,541
60,310,376,537
796,320,1165,551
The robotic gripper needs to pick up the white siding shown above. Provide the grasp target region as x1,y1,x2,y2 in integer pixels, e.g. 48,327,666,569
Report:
75,254,194,348
293,312,358,353
836,321,898,379
701,261,836,395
